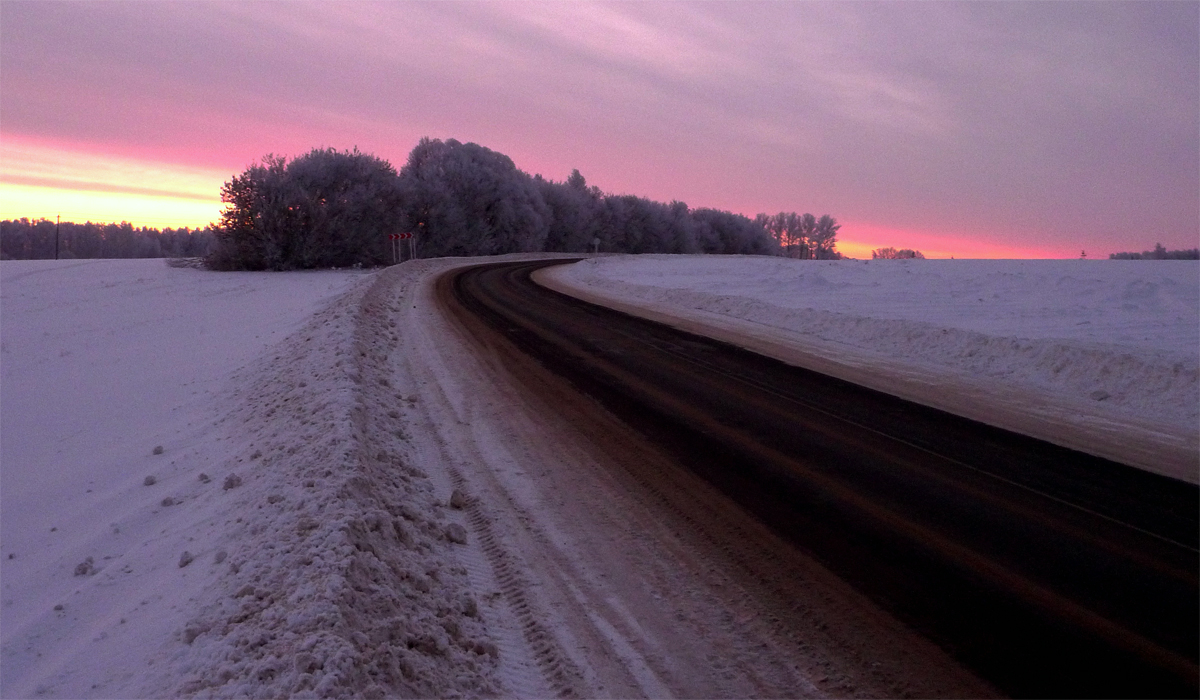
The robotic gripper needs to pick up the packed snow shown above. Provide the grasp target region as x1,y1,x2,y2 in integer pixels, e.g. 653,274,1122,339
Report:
2,254,1195,698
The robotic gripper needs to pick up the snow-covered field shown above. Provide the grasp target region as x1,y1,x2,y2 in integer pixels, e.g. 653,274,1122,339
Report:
541,255,1200,482
0,260,376,697
1,254,1195,698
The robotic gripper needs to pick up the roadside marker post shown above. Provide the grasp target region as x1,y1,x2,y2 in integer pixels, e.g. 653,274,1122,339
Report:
389,232,414,264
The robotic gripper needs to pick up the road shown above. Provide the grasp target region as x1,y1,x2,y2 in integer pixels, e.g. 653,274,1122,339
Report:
443,258,1199,698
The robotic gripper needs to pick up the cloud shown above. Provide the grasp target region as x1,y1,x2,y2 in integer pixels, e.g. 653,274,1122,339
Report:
0,137,224,227
1,138,225,202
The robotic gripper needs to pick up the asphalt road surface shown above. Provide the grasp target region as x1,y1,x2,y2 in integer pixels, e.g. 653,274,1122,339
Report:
444,258,1199,698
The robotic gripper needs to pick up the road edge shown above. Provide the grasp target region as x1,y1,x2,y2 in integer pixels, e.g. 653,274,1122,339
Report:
534,261,1199,484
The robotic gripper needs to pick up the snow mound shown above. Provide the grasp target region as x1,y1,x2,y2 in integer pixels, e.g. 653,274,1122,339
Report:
548,255,1199,435
158,269,498,699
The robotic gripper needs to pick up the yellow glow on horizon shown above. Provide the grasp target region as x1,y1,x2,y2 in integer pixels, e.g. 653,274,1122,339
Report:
0,182,222,229
837,221,1070,259
0,137,227,228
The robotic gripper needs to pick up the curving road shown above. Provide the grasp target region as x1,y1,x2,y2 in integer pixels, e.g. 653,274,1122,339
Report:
443,258,1199,698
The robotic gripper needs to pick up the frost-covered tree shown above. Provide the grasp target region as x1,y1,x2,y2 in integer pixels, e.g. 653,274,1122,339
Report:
566,168,588,191
211,155,304,270
693,209,776,254
397,138,550,257
538,170,602,252
208,148,402,270
202,138,806,266
285,148,405,267
536,170,773,255
593,195,700,254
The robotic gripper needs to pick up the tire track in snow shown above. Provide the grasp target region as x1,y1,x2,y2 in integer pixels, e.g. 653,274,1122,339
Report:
385,257,587,698
446,467,585,698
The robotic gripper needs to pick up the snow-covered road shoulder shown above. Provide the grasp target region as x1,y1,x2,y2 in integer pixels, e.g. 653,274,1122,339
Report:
1,260,496,698
158,264,500,699
538,255,1199,483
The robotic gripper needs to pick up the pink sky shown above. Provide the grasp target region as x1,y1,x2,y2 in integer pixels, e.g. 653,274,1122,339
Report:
1,1,1196,259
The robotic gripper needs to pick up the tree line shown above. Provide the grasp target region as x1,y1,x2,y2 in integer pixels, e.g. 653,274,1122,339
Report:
208,140,843,270
871,247,925,259
2,139,844,267
1108,243,1199,260
0,219,216,260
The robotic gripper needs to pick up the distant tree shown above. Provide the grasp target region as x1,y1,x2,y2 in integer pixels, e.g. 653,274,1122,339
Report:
755,213,780,249
597,195,661,254
872,247,925,259
796,213,817,258
664,200,699,254
757,213,803,257
208,148,402,270
812,215,841,259
0,218,215,260
1109,243,1199,260
754,212,843,258
590,195,706,254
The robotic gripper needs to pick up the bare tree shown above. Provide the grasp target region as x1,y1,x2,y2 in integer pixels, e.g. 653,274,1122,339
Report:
812,215,841,259
872,247,925,259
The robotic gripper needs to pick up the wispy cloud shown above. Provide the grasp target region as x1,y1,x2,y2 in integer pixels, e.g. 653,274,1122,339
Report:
1,139,225,202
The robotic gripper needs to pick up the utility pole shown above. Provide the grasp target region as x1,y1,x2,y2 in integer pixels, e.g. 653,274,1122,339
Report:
55,214,60,260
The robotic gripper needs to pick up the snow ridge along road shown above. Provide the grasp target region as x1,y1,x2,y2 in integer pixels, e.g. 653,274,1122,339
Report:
448,258,1199,698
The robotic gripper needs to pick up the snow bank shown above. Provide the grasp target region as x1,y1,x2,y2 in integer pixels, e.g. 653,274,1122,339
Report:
543,256,1199,478
164,266,497,699
1,260,367,697
1,260,496,698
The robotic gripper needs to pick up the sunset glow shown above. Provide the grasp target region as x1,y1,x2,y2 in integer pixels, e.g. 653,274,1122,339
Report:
0,138,224,228
1,2,1195,256
834,222,1072,260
